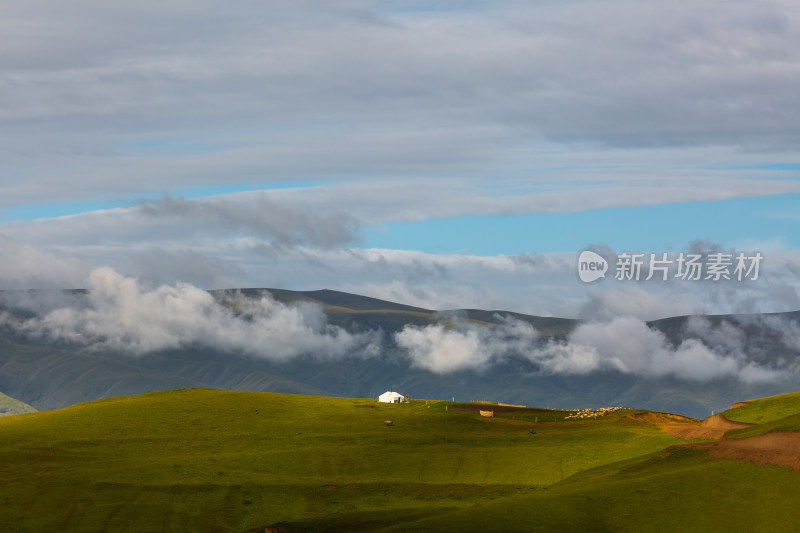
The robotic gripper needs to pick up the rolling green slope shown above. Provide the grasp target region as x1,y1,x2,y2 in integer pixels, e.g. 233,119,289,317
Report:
725,413,800,439
371,446,800,533
3,388,800,532
718,391,800,438
289,387,800,532
0,389,680,532
0,391,36,414
722,390,800,424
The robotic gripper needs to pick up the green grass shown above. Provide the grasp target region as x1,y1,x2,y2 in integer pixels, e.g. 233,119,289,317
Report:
3,388,800,532
0,389,680,532
371,446,800,533
725,413,800,439
0,391,37,414
722,391,800,425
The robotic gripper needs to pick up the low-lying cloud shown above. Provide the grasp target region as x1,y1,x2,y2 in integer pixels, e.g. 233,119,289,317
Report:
3,267,380,359
0,236,92,289
395,315,792,383
3,263,798,384
395,315,540,373
555,317,780,383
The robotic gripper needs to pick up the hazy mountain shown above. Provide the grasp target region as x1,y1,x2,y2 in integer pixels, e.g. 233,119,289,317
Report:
0,288,798,418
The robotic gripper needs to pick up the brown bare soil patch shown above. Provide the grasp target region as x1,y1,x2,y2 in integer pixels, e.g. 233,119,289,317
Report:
658,411,800,469
730,401,751,409
663,414,753,440
708,431,800,470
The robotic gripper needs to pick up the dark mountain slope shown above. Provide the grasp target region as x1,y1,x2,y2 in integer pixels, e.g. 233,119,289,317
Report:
1,288,798,417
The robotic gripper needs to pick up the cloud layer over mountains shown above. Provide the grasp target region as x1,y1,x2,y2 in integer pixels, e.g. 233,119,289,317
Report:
2,266,795,385
395,315,789,383
2,267,380,360
2,1,799,326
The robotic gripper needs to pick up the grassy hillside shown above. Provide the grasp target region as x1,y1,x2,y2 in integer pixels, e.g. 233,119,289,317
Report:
719,391,800,438
0,389,679,532
287,395,800,532
368,446,800,533
0,391,36,414
725,413,800,439
3,388,800,532
722,390,800,424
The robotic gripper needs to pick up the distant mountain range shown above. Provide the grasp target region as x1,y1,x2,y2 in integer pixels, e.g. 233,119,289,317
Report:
1,288,798,418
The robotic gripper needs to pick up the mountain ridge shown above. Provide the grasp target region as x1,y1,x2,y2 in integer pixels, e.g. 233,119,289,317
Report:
1,287,799,417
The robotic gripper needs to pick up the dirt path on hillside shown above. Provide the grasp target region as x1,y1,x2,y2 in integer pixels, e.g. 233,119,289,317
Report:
659,412,800,470
681,432,800,470
663,413,753,440
709,431,800,470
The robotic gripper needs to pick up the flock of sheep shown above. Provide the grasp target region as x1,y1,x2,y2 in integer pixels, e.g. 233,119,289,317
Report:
564,406,628,420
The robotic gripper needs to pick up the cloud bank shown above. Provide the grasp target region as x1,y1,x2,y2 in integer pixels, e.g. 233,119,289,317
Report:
1,262,796,384
395,315,791,383
2,0,800,208
395,315,540,373
0,236,92,289
4,267,380,360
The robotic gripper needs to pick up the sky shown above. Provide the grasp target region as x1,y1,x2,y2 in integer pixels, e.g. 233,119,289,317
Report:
2,0,800,321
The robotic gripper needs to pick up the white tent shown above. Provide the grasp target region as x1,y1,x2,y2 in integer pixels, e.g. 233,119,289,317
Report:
378,391,405,404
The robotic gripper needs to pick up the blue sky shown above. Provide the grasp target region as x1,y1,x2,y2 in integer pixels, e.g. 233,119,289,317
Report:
363,193,800,255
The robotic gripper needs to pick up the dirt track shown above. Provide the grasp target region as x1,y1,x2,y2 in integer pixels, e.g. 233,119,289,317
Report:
709,431,800,470
659,413,800,470
663,413,753,440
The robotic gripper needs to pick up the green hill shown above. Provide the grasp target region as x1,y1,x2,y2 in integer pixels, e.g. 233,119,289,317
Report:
0,389,679,532
0,391,36,415
369,445,800,533
3,388,800,532
718,391,800,439
722,390,800,425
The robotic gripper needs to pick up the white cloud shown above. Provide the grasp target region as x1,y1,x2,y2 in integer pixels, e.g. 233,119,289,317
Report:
9,267,381,359
395,314,790,383
1,0,800,208
578,286,699,322
395,315,540,373
557,317,773,382
0,236,92,289
2,236,799,321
